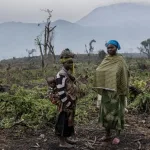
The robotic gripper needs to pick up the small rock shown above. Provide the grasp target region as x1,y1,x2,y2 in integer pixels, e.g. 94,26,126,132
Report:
32,143,40,148
39,134,45,139
44,139,47,142
124,108,128,113
124,124,130,127
147,124,150,128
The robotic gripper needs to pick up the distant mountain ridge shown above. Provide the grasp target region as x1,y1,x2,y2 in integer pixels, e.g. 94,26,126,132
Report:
0,2,150,59
77,3,150,27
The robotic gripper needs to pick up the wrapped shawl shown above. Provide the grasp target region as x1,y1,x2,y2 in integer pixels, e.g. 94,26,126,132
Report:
93,54,129,96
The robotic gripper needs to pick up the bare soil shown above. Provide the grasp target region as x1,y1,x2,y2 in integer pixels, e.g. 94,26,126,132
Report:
0,114,150,150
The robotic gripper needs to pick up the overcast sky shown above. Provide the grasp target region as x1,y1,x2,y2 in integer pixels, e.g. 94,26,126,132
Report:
0,0,149,23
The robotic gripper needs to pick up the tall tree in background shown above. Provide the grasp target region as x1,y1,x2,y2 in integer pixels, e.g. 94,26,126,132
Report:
138,38,150,59
26,49,36,57
35,9,56,70
85,39,96,64
98,50,106,61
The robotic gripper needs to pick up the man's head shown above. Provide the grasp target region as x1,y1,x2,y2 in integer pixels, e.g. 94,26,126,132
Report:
63,59,74,71
60,48,74,71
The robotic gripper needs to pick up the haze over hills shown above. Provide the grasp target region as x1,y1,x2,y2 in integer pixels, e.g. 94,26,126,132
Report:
77,3,150,27
0,2,150,59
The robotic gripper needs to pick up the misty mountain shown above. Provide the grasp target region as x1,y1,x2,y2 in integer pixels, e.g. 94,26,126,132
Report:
0,3,150,59
77,3,150,27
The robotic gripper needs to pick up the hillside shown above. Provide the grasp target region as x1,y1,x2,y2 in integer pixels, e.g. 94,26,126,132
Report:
77,3,150,27
0,3,150,59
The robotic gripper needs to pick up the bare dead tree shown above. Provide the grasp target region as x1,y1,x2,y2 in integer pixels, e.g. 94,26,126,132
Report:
26,49,36,57
89,39,96,53
35,34,45,69
35,9,56,70
85,39,96,64
98,50,106,61
47,31,56,62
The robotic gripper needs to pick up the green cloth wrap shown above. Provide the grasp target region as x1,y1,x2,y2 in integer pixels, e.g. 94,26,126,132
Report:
99,90,125,131
93,54,129,96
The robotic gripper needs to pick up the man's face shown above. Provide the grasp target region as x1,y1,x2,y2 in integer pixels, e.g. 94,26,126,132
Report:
63,60,73,71
107,44,117,56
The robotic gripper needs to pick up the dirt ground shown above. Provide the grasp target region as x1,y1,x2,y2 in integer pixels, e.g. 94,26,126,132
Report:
0,114,150,150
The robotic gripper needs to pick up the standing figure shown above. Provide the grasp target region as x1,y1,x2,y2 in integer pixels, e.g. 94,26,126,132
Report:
93,40,129,144
55,48,78,148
